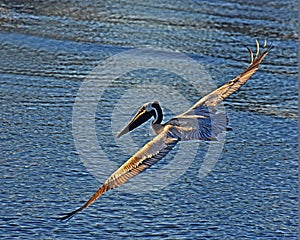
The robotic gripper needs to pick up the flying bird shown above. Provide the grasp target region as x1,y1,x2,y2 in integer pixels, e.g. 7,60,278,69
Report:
60,41,272,221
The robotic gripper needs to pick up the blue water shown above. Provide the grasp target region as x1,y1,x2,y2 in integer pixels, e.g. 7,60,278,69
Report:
0,0,298,239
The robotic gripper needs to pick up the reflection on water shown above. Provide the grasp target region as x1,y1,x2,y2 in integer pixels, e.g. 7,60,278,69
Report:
0,0,298,239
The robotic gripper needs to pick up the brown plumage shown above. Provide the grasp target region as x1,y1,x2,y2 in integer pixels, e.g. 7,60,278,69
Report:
59,41,272,221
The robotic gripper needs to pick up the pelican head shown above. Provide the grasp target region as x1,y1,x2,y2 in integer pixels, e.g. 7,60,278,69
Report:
116,101,163,138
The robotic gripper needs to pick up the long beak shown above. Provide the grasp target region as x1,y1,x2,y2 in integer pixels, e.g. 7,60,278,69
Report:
116,106,154,138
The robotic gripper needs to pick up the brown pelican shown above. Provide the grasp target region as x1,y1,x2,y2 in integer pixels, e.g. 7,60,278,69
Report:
60,41,272,221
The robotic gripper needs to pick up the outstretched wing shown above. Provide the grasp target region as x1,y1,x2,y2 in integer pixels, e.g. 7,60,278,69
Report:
60,125,179,221
169,41,272,142
181,40,273,116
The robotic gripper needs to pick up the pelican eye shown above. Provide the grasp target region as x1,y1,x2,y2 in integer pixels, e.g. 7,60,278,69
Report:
145,103,153,112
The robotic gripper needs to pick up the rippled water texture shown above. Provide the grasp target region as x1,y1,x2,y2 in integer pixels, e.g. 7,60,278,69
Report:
0,0,298,239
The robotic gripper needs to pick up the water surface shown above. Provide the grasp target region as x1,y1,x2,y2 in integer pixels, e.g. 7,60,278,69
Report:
0,0,298,239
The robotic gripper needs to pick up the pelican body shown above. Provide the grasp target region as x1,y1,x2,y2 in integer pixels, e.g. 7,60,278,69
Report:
60,41,272,221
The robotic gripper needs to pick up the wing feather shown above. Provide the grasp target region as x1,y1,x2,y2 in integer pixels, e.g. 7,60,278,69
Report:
105,126,179,189
60,126,179,221
182,42,272,115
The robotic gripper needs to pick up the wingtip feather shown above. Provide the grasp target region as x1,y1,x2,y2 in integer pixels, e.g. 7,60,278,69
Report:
58,209,80,221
